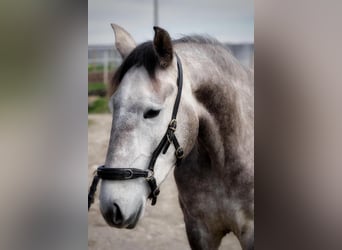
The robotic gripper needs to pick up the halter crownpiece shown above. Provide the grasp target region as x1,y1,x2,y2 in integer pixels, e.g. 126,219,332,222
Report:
88,54,184,210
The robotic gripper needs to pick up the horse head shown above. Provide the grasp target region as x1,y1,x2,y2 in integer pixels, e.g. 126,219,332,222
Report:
99,24,198,229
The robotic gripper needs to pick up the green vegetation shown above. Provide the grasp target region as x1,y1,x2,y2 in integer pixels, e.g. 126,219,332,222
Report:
88,82,106,92
88,97,110,113
88,63,117,73
88,82,107,96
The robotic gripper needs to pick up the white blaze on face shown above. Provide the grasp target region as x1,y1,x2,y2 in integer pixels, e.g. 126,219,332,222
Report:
100,65,178,220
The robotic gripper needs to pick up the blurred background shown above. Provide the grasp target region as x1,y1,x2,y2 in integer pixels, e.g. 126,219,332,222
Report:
1,0,342,250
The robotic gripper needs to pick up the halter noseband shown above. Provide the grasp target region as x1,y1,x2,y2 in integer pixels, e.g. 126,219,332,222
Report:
88,54,184,210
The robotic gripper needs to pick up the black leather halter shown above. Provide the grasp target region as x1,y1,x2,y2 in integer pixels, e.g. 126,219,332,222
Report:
88,54,184,210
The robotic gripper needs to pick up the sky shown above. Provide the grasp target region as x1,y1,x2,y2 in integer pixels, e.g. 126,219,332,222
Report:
88,0,254,45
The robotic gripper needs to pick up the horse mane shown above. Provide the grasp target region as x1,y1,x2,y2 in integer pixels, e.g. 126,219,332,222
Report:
109,35,229,97
174,35,221,46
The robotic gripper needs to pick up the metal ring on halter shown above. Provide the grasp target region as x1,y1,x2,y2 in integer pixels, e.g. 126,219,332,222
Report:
168,119,177,131
146,170,154,180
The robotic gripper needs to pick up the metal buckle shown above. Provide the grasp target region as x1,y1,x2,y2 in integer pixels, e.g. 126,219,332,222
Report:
124,169,133,179
168,119,177,131
146,170,154,180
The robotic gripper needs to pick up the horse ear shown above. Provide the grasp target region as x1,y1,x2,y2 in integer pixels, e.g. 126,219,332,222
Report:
111,23,136,59
153,26,173,68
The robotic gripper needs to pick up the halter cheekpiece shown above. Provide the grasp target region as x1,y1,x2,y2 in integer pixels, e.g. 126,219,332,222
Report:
88,54,184,210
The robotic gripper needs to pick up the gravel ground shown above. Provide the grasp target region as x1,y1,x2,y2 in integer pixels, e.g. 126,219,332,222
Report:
88,114,241,250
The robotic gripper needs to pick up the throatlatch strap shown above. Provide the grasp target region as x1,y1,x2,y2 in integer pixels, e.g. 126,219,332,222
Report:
172,54,183,119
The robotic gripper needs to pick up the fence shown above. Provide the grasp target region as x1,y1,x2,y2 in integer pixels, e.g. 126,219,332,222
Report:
88,46,122,85
88,43,254,85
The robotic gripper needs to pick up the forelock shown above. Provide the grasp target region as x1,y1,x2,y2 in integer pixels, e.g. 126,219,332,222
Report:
109,41,159,96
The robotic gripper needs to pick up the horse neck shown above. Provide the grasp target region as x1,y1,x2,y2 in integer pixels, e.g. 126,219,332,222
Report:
176,43,254,175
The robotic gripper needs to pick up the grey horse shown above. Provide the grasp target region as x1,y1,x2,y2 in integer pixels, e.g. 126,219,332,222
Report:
98,24,254,250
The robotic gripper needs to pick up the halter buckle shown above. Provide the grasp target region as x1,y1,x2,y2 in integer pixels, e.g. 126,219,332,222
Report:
168,119,177,131
124,169,133,179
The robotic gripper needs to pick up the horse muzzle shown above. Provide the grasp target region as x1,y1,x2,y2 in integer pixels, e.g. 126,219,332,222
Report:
101,200,143,229
99,176,148,229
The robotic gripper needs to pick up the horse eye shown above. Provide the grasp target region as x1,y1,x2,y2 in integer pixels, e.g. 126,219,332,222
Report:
143,109,161,119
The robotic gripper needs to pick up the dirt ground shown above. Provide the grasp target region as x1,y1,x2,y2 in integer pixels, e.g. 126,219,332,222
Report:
88,114,241,250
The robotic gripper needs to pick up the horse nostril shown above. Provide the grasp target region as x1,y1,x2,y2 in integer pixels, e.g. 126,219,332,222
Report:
112,203,123,225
